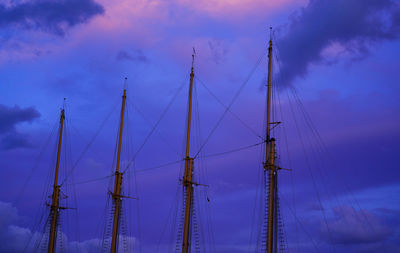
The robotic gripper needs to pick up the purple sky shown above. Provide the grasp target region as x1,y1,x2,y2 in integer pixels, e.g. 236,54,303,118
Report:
0,0,399,252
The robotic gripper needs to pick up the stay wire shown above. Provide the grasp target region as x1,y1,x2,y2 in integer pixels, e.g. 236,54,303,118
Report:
67,159,183,186
271,39,301,252
275,32,379,250
14,119,58,206
279,194,321,253
285,87,336,253
289,83,384,249
64,105,83,251
199,141,265,159
195,76,263,140
60,99,120,186
193,78,215,253
122,80,187,173
127,98,181,157
278,92,300,252
25,115,61,252
272,37,326,253
196,82,217,253
193,49,266,158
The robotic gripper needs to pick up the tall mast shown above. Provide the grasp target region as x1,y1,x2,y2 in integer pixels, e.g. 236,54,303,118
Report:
265,28,277,253
182,51,195,253
48,106,65,253
110,80,127,253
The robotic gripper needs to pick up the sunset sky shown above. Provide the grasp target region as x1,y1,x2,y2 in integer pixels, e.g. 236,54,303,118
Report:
0,0,399,252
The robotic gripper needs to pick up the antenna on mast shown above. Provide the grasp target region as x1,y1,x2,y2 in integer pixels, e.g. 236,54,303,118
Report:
191,47,196,69
124,77,128,90
269,26,273,40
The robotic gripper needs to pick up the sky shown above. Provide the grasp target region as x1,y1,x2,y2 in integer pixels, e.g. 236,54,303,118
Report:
0,0,399,252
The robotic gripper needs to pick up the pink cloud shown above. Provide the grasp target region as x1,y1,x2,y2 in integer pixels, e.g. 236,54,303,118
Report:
177,0,307,19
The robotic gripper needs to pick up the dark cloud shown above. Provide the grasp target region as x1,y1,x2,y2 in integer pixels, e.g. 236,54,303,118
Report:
276,0,400,86
0,0,104,36
0,104,40,134
116,49,149,63
0,104,40,150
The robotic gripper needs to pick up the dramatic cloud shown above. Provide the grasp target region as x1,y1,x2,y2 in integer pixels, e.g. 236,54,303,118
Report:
276,0,400,86
0,0,104,36
0,104,40,150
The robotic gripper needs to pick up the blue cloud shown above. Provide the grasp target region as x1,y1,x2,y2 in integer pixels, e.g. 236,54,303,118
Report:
0,104,40,150
276,0,400,86
0,0,104,36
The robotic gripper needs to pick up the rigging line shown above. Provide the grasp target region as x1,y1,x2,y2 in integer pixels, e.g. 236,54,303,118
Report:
14,119,58,206
289,84,383,248
70,124,101,158
66,158,182,186
127,98,181,157
249,85,268,252
272,38,335,252
122,80,187,174
193,50,266,159
285,88,336,253
198,141,265,159
279,194,321,253
285,78,361,226
132,164,143,253
135,159,184,174
193,83,217,253
155,184,178,253
195,76,263,140
289,87,356,223
60,99,120,186
67,174,114,186
26,118,61,251
271,44,299,252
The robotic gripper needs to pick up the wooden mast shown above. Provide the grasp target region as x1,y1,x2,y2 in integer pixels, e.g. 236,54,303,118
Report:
48,106,65,253
265,28,277,253
110,80,127,253
182,52,195,253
